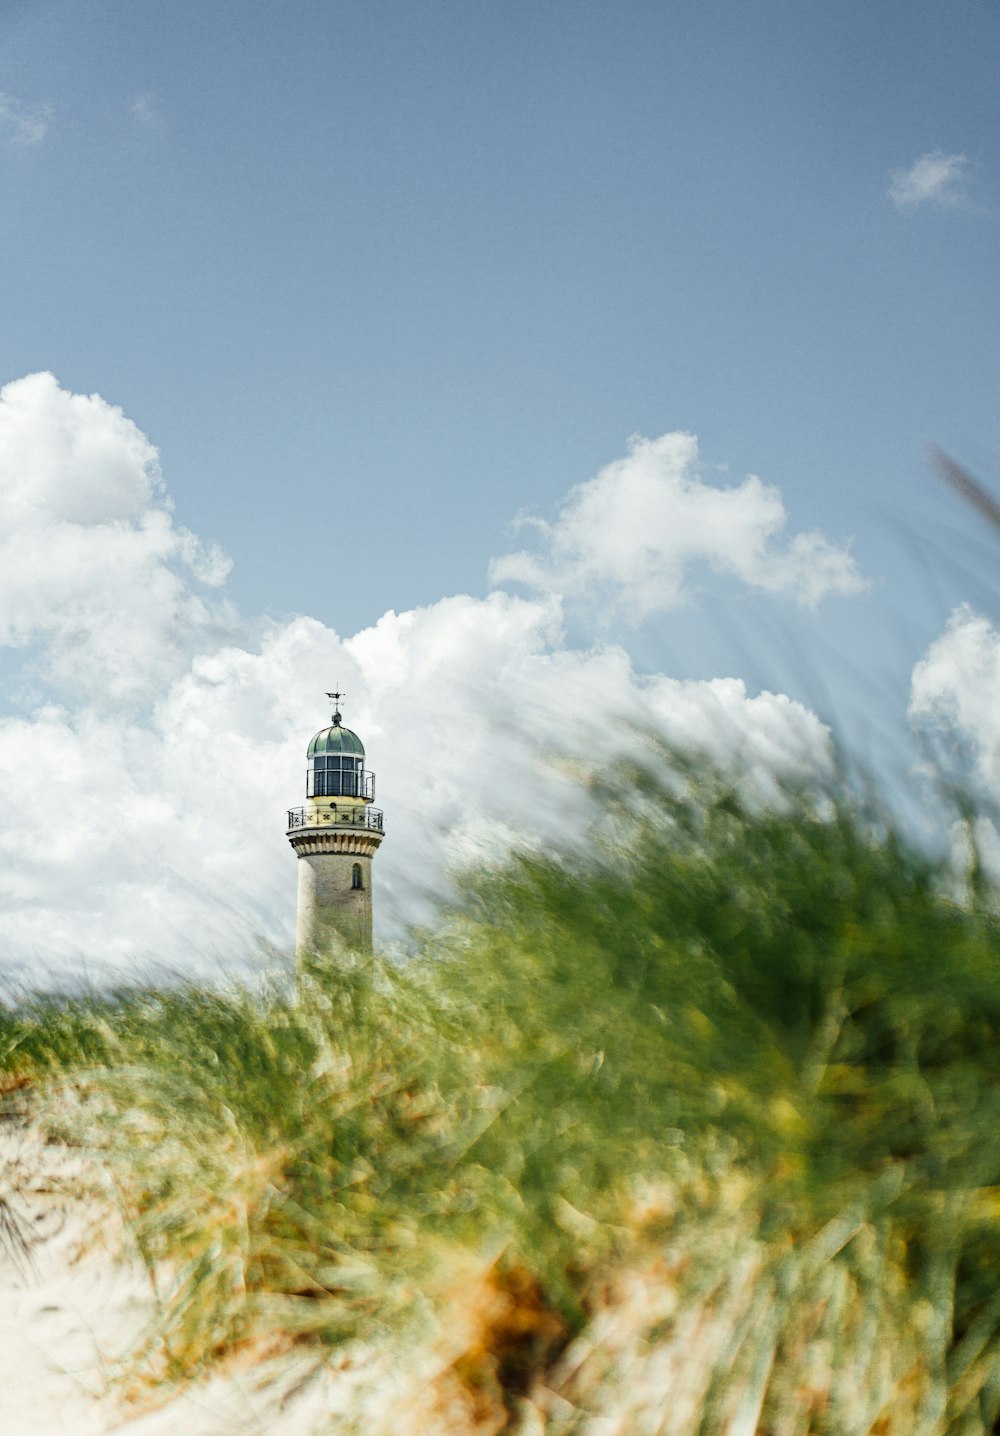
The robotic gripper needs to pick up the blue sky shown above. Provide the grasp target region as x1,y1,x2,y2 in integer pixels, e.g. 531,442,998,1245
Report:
2,0,997,630
0,1,998,975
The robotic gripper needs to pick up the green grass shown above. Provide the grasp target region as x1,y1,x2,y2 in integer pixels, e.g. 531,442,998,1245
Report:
4,759,1000,1432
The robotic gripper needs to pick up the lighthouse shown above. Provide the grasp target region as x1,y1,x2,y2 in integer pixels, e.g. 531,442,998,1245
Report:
286,691,384,954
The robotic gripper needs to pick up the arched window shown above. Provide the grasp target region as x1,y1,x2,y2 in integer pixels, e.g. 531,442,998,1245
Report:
352,863,363,890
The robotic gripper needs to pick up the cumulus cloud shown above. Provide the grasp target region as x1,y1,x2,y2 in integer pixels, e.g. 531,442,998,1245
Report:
0,379,842,987
888,149,972,211
908,605,1000,890
0,373,233,705
490,432,865,621
910,604,1000,791
0,92,51,145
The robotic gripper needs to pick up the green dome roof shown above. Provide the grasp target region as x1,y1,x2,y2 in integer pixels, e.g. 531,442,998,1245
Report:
307,721,366,758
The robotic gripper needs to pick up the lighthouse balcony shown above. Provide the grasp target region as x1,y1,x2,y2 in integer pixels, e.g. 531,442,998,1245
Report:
287,805,384,834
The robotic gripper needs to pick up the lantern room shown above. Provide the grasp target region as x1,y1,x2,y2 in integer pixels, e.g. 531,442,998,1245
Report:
306,719,375,800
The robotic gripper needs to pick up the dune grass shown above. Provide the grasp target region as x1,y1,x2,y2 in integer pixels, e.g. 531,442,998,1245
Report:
3,761,1000,1432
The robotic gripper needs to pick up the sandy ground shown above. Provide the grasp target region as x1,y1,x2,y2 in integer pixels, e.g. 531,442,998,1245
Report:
0,1113,517,1436
0,1111,728,1436
0,1116,392,1436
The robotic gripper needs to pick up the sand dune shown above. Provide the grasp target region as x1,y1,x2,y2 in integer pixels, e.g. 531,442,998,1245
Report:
0,1119,379,1436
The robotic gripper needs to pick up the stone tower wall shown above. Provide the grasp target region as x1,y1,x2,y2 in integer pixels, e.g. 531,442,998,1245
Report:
290,829,381,954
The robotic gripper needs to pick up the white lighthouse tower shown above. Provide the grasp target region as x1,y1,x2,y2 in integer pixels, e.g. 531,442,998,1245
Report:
286,691,384,954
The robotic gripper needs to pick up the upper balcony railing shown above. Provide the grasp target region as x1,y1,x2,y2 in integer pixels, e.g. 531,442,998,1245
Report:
287,805,384,834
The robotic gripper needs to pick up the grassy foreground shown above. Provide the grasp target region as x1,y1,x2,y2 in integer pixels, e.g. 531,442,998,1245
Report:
4,764,1000,1433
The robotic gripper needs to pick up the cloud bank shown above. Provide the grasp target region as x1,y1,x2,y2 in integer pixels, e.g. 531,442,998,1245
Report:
888,150,972,211
0,376,860,987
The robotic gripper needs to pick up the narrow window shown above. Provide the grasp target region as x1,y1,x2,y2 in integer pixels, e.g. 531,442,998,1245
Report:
351,862,363,890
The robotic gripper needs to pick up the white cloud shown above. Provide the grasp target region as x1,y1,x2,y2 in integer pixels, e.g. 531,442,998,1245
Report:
0,92,51,145
909,606,1000,890
131,93,163,129
0,373,234,705
888,149,972,211
0,380,839,988
910,604,1000,791
490,432,865,622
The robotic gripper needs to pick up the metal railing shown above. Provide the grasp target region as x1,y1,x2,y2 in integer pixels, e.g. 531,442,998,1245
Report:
287,805,384,834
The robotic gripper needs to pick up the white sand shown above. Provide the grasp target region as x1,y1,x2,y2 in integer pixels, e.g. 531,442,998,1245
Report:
0,1115,491,1435
0,1116,147,1434
0,1119,366,1436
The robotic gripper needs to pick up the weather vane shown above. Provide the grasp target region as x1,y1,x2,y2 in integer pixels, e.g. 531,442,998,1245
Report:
325,688,345,724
